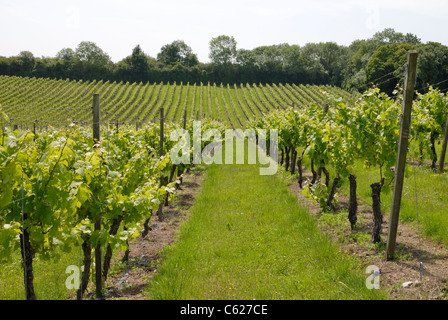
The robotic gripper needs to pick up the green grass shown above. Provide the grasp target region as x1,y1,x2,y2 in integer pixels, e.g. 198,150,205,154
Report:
338,161,448,246
299,139,448,247
145,153,387,299
0,248,80,300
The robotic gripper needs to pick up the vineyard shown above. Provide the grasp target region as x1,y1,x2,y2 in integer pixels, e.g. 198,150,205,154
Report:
249,86,448,243
1,65,448,301
0,75,356,129
0,116,226,300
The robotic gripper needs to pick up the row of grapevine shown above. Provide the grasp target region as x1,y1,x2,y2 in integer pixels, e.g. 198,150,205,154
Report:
248,87,448,245
0,75,356,129
0,116,225,299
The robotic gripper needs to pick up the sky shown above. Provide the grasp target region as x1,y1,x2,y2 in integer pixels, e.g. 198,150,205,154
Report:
1,0,447,63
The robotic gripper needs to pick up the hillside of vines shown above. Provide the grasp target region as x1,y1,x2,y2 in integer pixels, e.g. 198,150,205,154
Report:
0,75,357,129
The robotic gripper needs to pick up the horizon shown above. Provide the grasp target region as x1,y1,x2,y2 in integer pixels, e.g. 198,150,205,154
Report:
1,0,447,63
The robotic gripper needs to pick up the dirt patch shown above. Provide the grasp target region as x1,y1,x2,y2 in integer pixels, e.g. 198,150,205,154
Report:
286,169,448,300
104,167,205,300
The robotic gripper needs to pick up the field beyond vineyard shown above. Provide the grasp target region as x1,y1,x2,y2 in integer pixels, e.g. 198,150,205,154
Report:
0,75,356,128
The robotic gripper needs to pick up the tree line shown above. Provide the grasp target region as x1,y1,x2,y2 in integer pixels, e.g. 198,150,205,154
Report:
1,28,447,94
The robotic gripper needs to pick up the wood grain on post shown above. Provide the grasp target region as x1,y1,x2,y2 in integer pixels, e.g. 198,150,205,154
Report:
438,112,448,173
158,108,164,221
92,93,104,298
386,51,418,261
92,94,100,143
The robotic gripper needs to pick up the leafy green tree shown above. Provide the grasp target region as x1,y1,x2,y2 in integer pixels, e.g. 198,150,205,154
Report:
157,40,198,67
365,43,415,94
343,28,420,92
130,45,151,81
298,42,348,85
298,43,328,84
75,41,111,66
372,28,421,45
18,51,35,74
56,48,75,61
416,42,448,91
209,35,237,65
73,41,112,80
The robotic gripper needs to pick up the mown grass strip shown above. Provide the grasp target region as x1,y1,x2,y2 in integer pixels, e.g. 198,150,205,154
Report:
146,160,387,300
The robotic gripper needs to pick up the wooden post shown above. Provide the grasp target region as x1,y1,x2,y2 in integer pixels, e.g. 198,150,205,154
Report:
1,118,4,146
159,108,164,160
157,108,164,221
92,94,103,299
92,94,100,144
183,108,187,130
106,112,109,154
438,111,448,173
323,102,329,120
386,50,418,261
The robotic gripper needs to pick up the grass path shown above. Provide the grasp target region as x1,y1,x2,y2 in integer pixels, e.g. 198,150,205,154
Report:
145,161,387,300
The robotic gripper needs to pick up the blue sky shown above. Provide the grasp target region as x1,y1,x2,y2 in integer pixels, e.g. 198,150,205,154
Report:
1,0,447,63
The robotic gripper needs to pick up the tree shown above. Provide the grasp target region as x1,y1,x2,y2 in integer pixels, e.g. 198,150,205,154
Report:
18,51,35,74
319,42,348,86
209,35,237,65
282,44,301,69
73,41,112,80
342,39,378,91
75,41,111,66
416,42,448,91
130,45,150,82
299,43,328,84
297,42,348,86
157,40,198,67
184,53,199,68
343,28,420,92
365,43,415,94
372,28,421,45
56,48,75,61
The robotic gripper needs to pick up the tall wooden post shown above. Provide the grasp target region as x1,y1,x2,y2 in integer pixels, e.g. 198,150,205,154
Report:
323,102,329,120
92,94,104,298
438,111,448,173
33,121,37,141
386,51,418,261
157,108,164,221
1,118,4,146
92,94,100,144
